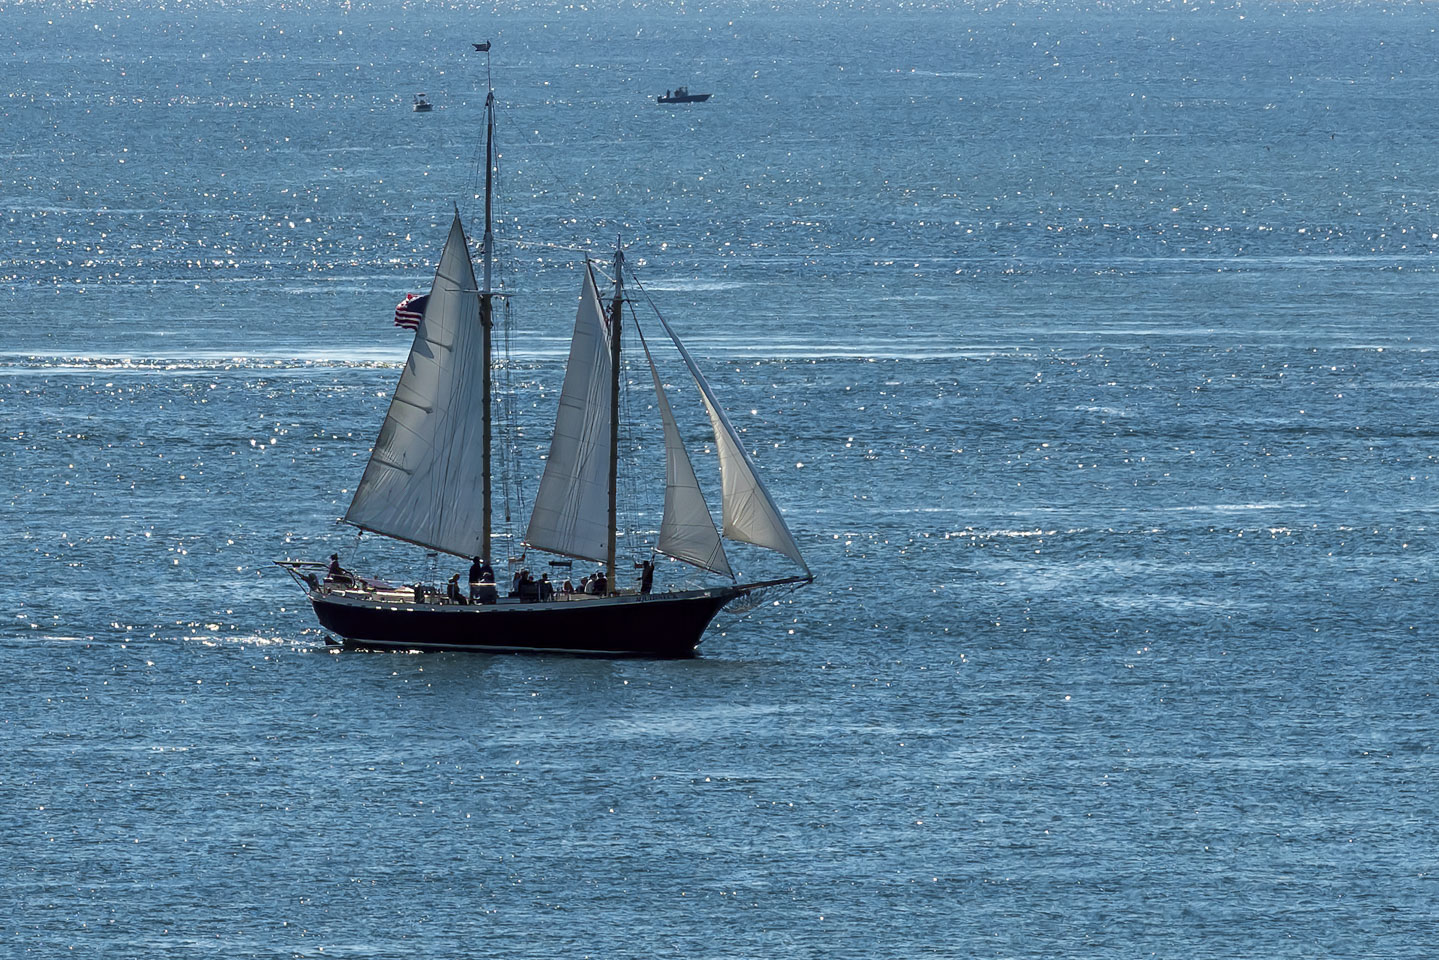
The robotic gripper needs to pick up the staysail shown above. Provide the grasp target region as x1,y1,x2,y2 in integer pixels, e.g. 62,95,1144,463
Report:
344,213,487,558
524,266,615,563
650,311,810,574
641,336,732,578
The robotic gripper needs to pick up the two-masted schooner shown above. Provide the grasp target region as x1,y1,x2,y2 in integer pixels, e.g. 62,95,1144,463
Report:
279,51,810,656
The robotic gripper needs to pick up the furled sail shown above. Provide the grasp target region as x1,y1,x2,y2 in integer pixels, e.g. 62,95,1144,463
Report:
650,312,810,574
344,213,487,558
641,337,732,578
524,267,614,563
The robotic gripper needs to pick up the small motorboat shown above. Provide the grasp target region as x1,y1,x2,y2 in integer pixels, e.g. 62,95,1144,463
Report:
657,86,711,104
412,93,434,112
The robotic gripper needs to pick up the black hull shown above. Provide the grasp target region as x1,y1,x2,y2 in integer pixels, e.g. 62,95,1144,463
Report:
657,94,711,103
309,587,746,657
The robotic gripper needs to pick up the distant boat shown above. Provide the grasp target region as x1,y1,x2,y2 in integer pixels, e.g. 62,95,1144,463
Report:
412,93,433,112
657,86,711,104
279,54,810,657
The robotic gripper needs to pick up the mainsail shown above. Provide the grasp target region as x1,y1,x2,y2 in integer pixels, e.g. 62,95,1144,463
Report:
524,267,615,563
641,336,732,578
650,310,810,574
343,213,487,558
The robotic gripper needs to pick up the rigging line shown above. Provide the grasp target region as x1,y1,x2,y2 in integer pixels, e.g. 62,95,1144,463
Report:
495,150,521,537
510,324,526,518
462,97,489,227
616,324,643,569
501,285,521,531
511,120,580,219
488,143,518,536
498,167,525,544
496,245,523,540
508,238,604,255
620,294,653,564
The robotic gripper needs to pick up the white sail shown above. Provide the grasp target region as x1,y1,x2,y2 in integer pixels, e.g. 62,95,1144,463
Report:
524,267,614,563
650,312,810,574
641,338,732,578
344,213,487,558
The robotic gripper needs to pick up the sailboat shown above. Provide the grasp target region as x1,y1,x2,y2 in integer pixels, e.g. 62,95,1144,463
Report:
278,53,811,657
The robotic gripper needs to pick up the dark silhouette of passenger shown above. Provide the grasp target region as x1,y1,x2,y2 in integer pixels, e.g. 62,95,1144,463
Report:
326,553,354,585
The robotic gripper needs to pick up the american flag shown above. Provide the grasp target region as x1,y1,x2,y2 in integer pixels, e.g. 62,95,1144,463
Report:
394,293,428,330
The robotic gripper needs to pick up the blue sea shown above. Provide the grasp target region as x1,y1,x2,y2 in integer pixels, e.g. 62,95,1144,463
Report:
4,1,1438,955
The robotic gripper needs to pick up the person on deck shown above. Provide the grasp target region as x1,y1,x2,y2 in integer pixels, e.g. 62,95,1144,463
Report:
470,558,499,606
593,570,608,595
511,569,535,601
447,574,465,604
538,573,553,601
640,559,654,596
326,554,354,585
469,556,494,599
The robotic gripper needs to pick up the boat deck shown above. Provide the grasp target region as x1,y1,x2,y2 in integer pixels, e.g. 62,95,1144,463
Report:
321,583,638,607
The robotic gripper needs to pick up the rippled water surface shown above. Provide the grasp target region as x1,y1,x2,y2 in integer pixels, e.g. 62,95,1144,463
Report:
4,2,1439,956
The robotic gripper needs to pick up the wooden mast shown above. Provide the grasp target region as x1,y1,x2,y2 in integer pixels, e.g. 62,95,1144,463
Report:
479,86,496,565
605,245,625,591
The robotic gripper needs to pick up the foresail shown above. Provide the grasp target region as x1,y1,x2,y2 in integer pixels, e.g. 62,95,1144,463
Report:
650,312,810,575
642,338,732,578
344,214,487,558
524,267,614,563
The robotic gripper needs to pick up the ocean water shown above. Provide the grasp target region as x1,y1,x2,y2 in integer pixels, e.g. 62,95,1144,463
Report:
4,1,1438,955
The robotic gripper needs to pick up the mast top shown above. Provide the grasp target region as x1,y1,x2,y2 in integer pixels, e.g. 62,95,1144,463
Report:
473,39,493,94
